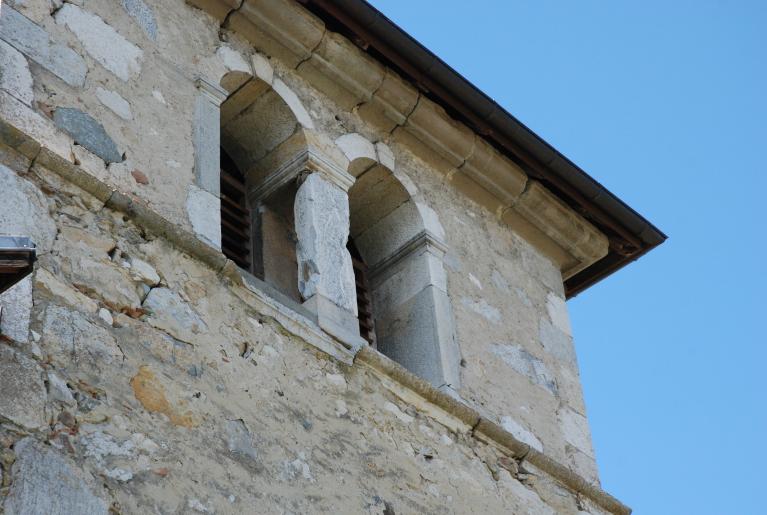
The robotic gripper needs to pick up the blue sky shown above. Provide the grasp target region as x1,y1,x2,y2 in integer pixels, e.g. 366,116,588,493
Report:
368,1,767,513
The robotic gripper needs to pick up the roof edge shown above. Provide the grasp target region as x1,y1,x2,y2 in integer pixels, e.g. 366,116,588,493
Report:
300,0,666,298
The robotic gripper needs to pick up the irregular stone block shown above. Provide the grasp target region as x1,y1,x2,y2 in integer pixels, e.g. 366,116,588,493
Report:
186,0,242,22
539,318,577,366
143,287,208,343
121,0,158,40
0,163,57,253
0,344,46,430
0,6,87,87
226,419,259,463
491,343,557,396
0,90,73,159
55,4,143,82
42,305,123,368
0,39,33,105
294,173,356,314
0,276,32,343
95,87,133,120
53,108,122,164
3,438,108,515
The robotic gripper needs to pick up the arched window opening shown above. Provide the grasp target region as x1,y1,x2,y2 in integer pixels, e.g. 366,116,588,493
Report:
348,238,376,347
220,148,251,271
218,71,304,302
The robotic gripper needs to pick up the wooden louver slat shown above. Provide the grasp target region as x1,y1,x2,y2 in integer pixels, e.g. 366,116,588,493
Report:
347,240,377,347
220,149,252,272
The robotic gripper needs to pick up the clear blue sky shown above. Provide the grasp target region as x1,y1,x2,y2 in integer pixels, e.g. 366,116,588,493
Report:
368,2,766,513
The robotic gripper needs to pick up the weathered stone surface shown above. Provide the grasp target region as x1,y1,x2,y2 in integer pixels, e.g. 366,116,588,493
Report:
0,39,33,105
0,344,46,429
55,4,143,82
122,0,158,40
186,184,222,248
95,87,133,121
3,438,108,515
0,164,57,253
42,304,123,368
0,276,32,343
491,343,557,396
0,6,87,87
294,173,356,314
53,108,122,164
143,287,208,343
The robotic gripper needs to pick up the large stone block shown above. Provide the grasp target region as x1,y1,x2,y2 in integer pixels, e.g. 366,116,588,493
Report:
143,287,208,344
41,305,124,369
0,39,33,105
375,285,460,389
121,0,158,40
491,343,557,396
0,6,87,87
3,438,108,515
0,344,46,430
55,4,143,82
186,184,222,249
53,108,122,164
0,164,57,253
294,173,356,314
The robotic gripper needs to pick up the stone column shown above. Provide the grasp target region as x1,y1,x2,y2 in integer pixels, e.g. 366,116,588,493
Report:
295,171,364,350
187,77,227,249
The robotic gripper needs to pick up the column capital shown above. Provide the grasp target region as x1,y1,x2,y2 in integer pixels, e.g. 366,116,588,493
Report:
250,147,355,204
194,76,228,106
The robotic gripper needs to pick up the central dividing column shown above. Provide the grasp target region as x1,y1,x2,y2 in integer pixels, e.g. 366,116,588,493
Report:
294,161,365,350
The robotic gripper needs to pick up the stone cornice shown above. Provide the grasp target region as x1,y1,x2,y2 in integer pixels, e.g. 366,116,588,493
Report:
187,0,608,278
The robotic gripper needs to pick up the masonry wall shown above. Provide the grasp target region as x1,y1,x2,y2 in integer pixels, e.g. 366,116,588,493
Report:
0,0,617,513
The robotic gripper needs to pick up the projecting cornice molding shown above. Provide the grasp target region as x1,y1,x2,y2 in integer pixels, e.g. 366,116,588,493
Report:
189,0,610,278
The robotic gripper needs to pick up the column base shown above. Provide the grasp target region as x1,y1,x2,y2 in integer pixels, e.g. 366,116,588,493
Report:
303,294,367,352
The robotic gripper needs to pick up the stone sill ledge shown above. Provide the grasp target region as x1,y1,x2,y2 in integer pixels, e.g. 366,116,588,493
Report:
0,117,629,515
